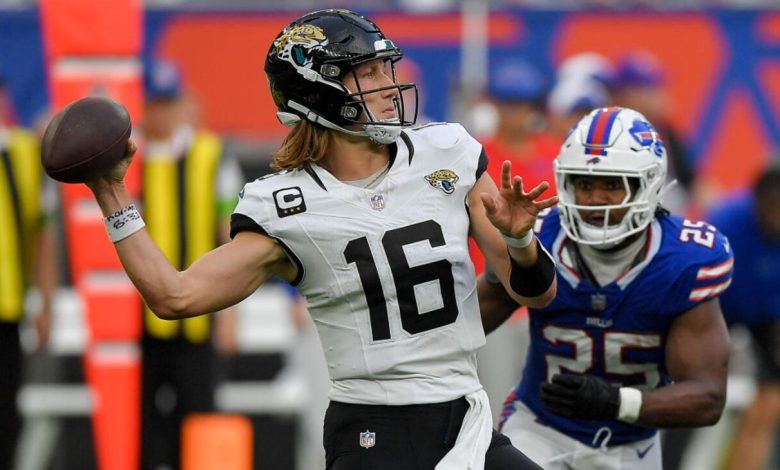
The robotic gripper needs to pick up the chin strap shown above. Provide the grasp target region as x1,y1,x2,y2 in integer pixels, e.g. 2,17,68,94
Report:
284,100,402,145
576,219,629,250
364,120,402,144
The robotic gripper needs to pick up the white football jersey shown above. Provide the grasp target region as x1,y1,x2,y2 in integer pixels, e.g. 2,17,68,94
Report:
232,123,488,405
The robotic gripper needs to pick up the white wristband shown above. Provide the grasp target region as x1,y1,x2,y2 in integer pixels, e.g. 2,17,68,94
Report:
501,230,534,249
617,387,643,423
104,204,145,243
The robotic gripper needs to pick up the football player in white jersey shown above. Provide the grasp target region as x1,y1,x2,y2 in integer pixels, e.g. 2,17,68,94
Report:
479,107,732,470
83,9,558,470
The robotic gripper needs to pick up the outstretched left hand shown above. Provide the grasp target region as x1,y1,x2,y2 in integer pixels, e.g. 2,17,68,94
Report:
480,161,559,239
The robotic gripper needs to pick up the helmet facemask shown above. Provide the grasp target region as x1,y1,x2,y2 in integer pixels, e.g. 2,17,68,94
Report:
557,168,664,250
554,107,671,250
338,56,418,144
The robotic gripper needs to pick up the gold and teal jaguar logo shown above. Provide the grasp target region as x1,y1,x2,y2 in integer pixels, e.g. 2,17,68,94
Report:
273,24,328,67
425,169,459,194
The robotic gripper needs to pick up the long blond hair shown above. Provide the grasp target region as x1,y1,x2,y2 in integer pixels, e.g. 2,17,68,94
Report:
271,120,332,170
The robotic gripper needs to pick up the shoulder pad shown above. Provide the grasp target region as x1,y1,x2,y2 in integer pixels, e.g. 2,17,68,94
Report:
407,122,470,150
662,214,734,305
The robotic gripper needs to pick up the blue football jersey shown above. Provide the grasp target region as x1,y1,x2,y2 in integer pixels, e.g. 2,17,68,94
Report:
501,208,733,447
707,193,780,326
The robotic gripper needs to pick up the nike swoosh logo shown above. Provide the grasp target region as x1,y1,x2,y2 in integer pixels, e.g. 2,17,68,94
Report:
636,442,654,459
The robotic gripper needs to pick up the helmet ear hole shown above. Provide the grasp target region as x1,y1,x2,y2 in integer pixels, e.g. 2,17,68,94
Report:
320,64,341,78
341,105,361,120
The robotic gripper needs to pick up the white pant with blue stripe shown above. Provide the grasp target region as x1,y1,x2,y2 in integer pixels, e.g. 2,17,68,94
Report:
502,401,662,470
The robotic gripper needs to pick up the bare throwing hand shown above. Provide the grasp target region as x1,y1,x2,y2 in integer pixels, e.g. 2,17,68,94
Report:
85,138,137,194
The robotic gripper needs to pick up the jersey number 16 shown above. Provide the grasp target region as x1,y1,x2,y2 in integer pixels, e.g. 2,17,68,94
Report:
345,220,459,341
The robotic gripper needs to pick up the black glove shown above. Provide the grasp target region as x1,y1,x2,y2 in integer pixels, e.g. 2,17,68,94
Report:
539,374,620,421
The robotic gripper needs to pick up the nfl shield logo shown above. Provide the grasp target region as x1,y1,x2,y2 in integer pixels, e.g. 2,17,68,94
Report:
359,430,376,449
370,194,385,211
591,294,607,311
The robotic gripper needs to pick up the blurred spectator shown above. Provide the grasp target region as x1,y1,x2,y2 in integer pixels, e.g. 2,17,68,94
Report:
139,58,244,470
483,59,557,195
471,58,558,274
546,76,611,140
0,74,57,470
546,52,614,140
555,52,616,92
707,160,780,470
613,50,698,214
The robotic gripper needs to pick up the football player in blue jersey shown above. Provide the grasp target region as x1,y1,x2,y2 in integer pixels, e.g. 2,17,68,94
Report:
481,106,733,470
707,162,780,470
81,8,557,470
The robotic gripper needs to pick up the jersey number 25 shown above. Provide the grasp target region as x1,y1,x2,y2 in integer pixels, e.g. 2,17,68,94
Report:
544,325,662,389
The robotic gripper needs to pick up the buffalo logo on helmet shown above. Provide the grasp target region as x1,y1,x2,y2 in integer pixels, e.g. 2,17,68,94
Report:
425,169,459,194
273,24,328,68
629,119,665,157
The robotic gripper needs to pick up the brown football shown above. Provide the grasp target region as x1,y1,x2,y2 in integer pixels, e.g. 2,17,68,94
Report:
41,96,132,183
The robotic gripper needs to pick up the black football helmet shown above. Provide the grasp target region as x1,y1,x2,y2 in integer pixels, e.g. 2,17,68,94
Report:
264,9,418,144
